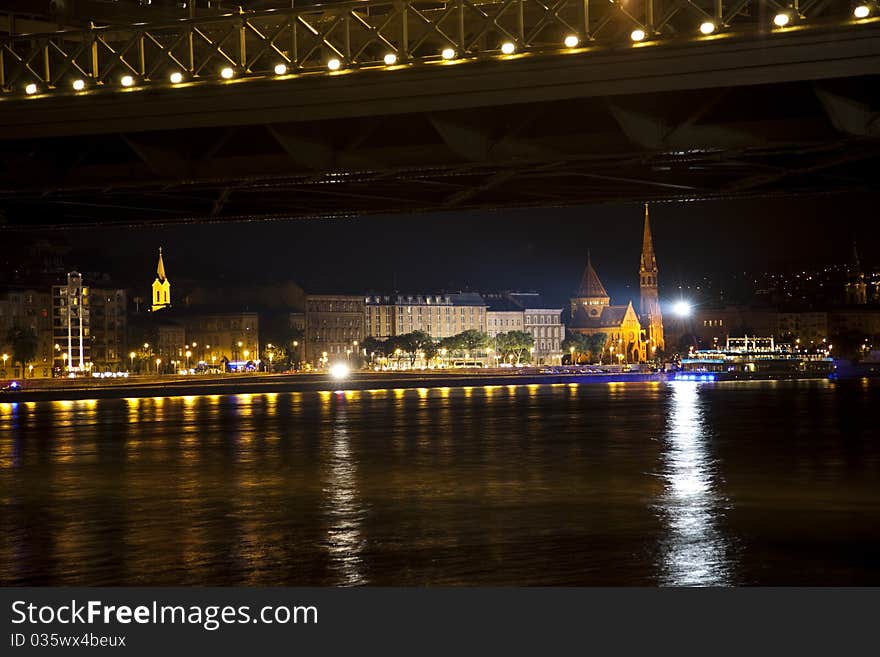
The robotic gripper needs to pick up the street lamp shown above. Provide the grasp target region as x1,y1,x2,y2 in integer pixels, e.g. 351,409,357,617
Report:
155,358,161,375
1,353,8,372
185,350,192,370
129,351,136,371
569,345,575,364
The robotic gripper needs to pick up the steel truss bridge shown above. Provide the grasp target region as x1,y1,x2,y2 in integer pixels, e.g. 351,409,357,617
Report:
0,0,878,228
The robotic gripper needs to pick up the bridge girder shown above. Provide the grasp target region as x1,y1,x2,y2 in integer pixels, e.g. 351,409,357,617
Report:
0,3,877,228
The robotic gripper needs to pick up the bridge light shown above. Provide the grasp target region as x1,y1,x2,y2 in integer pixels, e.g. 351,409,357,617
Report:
500,41,516,55
25,83,38,95
120,75,135,87
773,10,794,26
169,71,184,84
441,47,456,60
273,63,288,75
630,29,646,42
383,53,397,66
564,35,579,48
72,79,86,91
853,3,872,17
220,67,234,79
699,21,717,35
327,58,341,71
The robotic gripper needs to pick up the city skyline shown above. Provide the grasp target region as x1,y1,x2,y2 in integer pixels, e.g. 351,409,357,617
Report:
3,192,877,310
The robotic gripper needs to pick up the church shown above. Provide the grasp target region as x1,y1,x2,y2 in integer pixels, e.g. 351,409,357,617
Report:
568,203,665,363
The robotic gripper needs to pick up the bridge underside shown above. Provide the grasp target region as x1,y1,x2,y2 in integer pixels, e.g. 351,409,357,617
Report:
1,26,878,228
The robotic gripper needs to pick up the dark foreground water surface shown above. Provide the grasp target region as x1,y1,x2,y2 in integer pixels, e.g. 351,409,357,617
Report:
1,379,878,586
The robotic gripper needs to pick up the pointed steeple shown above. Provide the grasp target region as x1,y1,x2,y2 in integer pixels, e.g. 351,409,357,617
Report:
151,247,171,312
156,247,167,282
640,202,657,273
578,250,609,298
849,240,861,272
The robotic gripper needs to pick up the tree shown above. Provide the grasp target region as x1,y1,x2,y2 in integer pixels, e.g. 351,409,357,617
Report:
439,333,465,355
134,343,155,374
263,344,288,372
6,326,38,378
496,330,535,364
585,332,608,363
392,331,437,367
458,329,489,354
562,333,590,364
561,332,607,364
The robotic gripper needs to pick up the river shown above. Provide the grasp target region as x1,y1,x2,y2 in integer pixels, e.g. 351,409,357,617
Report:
1,379,878,586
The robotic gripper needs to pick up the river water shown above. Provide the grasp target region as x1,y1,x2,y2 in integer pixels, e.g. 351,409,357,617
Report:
1,379,878,586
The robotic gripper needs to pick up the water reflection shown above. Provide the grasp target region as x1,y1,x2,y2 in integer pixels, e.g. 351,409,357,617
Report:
658,381,733,586
2,381,878,586
321,396,366,585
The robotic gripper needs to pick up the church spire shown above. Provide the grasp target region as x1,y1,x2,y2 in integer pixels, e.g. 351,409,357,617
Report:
151,247,171,312
849,240,862,272
578,250,609,299
640,202,657,273
156,247,167,282
845,239,867,305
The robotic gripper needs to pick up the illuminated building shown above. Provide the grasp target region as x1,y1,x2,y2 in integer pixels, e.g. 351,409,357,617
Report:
0,286,53,378
639,203,665,353
305,295,365,366
89,287,128,374
569,252,645,363
486,298,524,338
506,293,565,365
52,271,90,373
151,247,171,312
364,293,487,340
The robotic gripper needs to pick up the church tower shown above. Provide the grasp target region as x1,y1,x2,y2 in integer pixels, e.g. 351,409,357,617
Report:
845,241,867,305
639,203,664,353
570,251,611,319
151,247,171,312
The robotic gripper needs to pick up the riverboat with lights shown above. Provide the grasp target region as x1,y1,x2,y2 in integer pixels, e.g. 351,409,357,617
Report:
675,336,834,381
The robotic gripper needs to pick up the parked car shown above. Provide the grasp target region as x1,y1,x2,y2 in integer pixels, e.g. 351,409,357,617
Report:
1,380,22,392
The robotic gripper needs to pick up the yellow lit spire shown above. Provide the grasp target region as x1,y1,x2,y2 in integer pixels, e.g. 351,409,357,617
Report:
151,247,171,311
157,247,167,282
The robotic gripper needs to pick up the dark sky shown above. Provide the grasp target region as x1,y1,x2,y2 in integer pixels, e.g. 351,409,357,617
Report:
29,191,879,308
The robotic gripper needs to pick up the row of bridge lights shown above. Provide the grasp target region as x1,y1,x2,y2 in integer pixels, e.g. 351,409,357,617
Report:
19,5,878,96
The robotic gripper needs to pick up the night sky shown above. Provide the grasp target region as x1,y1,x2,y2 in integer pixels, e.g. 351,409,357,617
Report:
20,191,879,307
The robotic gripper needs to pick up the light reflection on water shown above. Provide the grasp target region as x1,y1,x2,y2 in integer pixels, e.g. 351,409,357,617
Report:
322,398,366,585
1,380,878,586
658,382,732,586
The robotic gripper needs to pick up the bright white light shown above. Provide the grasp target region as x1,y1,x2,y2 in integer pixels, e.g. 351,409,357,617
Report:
274,63,288,75
25,83,37,95
220,67,234,79
330,362,350,379
699,21,716,35
500,41,516,55
383,53,397,65
630,29,646,42
773,12,791,26
854,4,871,18
673,301,693,317
441,47,456,60
169,71,183,84
72,79,85,91
120,75,135,87
564,35,579,48
327,58,341,71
